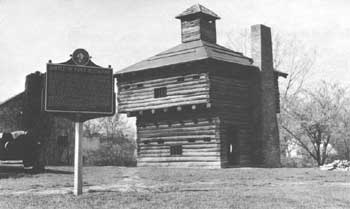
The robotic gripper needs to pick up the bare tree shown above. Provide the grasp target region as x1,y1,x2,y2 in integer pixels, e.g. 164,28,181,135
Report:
281,81,347,165
83,114,137,166
225,29,317,99
84,114,135,140
334,98,350,161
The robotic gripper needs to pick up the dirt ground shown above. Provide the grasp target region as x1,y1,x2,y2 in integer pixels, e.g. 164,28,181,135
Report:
0,165,349,209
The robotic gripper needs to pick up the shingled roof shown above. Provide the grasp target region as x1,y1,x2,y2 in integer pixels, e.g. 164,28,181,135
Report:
116,40,253,75
175,3,220,20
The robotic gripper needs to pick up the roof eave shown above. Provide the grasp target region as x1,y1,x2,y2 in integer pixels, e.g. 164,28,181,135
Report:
274,69,288,78
0,92,24,107
114,58,209,78
114,57,255,78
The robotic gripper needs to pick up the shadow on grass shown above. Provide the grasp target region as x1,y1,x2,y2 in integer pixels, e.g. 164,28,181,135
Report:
44,169,73,175
0,165,28,179
0,165,73,179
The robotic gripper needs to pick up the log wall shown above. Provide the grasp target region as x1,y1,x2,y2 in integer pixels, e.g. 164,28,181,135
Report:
209,73,258,167
136,111,221,168
118,73,210,113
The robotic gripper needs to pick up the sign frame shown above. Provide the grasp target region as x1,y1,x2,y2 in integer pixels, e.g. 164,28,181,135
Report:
44,62,115,115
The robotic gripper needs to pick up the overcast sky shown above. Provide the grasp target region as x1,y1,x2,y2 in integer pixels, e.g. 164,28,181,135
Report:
0,0,349,102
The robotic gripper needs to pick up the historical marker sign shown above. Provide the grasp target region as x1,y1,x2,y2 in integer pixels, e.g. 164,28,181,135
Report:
44,49,115,196
45,49,114,115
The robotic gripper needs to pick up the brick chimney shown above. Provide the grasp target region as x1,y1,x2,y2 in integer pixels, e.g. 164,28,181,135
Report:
175,4,220,43
251,24,281,167
23,72,43,130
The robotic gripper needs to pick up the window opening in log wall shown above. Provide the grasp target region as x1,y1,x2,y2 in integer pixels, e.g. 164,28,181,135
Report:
154,87,167,98
188,138,196,143
192,75,200,80
170,145,183,155
177,77,184,82
204,137,211,142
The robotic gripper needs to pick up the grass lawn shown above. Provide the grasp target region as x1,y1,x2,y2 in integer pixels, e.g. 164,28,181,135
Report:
0,166,349,209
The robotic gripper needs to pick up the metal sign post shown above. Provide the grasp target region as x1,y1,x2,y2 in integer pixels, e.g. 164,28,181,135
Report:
74,118,83,196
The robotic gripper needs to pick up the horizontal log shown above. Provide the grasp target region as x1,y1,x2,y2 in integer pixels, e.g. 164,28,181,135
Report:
139,132,216,139
139,139,218,146
119,82,208,98
210,83,249,90
119,81,209,96
119,90,209,105
138,131,216,138
137,161,221,168
182,151,220,156
119,86,209,103
140,147,220,154
211,86,248,93
210,90,249,98
119,100,209,112
210,94,249,100
140,134,216,141
140,149,169,154
211,86,249,93
138,123,212,130
138,120,216,129
139,153,169,157
139,152,220,157
139,128,216,137
139,142,220,149
118,73,208,88
210,76,249,85
139,140,218,146
120,94,209,107
211,102,250,109
137,156,221,162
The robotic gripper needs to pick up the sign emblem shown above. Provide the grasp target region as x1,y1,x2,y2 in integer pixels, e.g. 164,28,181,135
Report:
72,48,90,66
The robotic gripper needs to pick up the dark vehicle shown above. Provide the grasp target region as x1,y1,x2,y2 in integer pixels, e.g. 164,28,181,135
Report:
0,131,41,170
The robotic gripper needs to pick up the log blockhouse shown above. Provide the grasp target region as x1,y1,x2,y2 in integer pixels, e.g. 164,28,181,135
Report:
115,4,287,168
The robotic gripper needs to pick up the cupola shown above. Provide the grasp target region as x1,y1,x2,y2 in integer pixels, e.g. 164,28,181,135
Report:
175,4,220,43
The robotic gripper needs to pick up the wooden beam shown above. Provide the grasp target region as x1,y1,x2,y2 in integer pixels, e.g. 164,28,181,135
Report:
163,108,168,113
191,105,196,110
177,106,182,111
206,103,211,108
139,110,143,115
151,109,156,114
